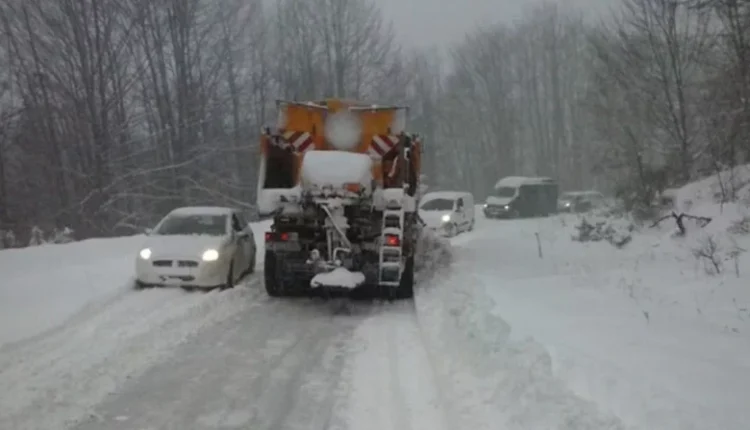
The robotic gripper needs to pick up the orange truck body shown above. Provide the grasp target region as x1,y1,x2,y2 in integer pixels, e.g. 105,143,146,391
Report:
261,98,421,187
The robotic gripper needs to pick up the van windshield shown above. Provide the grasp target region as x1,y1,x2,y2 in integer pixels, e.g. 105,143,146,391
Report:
493,187,516,198
420,198,455,211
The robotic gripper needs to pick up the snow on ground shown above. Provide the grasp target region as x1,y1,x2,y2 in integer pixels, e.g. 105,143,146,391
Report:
2,167,749,430
0,220,271,348
444,168,750,430
0,235,145,347
0,220,270,429
343,303,452,430
414,228,628,430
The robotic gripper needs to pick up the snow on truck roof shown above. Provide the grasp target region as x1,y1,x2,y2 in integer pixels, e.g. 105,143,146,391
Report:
494,176,556,188
300,151,372,187
168,206,236,216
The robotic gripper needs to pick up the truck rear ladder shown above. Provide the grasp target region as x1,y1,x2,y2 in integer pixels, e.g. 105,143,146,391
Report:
378,199,405,287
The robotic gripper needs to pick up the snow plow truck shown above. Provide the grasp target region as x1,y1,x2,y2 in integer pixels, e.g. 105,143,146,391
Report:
257,98,423,299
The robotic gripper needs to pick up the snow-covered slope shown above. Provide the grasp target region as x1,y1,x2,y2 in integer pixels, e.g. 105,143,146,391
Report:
453,167,750,430
0,220,271,347
0,235,146,346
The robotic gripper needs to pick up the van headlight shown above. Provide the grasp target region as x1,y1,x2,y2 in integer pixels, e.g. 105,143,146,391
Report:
202,249,219,261
139,248,151,259
441,214,451,222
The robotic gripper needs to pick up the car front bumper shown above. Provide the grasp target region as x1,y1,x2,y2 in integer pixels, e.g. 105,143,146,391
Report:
483,205,513,218
135,257,229,288
424,222,454,236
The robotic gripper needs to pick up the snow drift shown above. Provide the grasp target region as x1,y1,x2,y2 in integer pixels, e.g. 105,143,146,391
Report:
413,251,626,430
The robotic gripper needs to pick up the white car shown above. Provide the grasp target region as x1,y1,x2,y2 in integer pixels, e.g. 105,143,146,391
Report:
558,191,607,213
418,191,475,237
135,206,257,290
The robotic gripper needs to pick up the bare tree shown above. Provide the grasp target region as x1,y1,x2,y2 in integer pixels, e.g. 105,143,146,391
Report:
0,0,412,245
585,0,714,214
433,2,595,196
273,0,401,100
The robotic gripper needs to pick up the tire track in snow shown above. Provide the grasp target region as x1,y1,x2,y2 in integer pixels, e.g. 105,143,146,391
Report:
343,300,453,430
0,282,134,352
71,298,379,430
0,277,264,430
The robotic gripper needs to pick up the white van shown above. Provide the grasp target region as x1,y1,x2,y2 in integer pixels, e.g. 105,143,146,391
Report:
418,191,475,237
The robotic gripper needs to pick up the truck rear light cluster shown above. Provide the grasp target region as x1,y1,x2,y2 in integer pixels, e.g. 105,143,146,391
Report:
265,231,294,242
384,234,400,246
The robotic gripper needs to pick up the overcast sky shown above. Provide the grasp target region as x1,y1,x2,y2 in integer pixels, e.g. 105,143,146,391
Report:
377,0,615,49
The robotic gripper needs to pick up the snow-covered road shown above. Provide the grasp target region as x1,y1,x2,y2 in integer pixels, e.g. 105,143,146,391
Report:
2,186,749,429
61,297,454,430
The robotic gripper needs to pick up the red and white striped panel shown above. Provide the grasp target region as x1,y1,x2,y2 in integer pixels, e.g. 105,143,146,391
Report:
282,130,314,152
367,134,399,159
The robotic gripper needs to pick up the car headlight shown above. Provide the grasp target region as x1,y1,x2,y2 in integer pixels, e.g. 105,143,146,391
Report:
202,249,219,261
503,205,509,210
441,214,451,222
565,202,571,207
139,248,151,259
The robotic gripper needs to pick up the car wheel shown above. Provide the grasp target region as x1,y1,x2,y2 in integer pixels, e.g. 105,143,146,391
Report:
221,261,235,290
445,223,457,237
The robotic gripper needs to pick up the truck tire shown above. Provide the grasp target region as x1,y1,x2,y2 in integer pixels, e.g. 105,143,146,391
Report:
396,255,415,299
263,250,284,297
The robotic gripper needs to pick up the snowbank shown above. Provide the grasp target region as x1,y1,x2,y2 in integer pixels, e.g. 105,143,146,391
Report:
675,164,750,212
468,166,750,430
414,227,452,278
0,236,145,347
0,220,271,347
413,249,627,430
559,164,750,331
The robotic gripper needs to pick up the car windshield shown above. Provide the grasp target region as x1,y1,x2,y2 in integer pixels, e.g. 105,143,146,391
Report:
154,214,227,236
493,187,516,198
420,198,455,211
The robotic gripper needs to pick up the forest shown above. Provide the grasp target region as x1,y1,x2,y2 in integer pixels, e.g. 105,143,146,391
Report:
1,0,748,245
